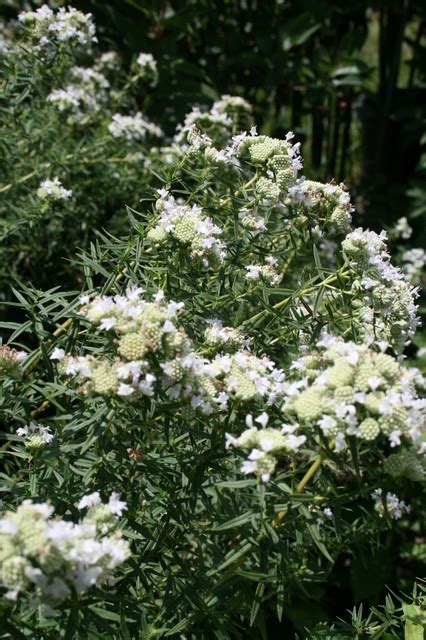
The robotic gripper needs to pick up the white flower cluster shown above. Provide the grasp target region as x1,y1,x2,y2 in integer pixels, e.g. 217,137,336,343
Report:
240,207,267,232
401,248,426,285
213,94,253,117
237,130,302,179
226,413,306,482
371,489,410,520
47,60,112,121
37,177,72,202
288,179,353,233
0,345,27,377
185,125,238,167
51,287,184,399
95,51,120,72
245,256,281,286
18,5,96,49
71,66,110,91
47,86,100,120
342,228,420,350
392,216,413,240
147,190,225,267
204,319,250,352
16,423,53,449
52,288,286,413
136,53,158,86
159,96,253,169
175,95,252,147
161,349,286,413
234,132,353,234
108,112,163,141
0,494,129,604
282,334,425,453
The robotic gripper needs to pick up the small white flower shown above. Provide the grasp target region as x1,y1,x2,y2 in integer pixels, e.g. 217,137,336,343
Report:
77,491,101,510
117,383,134,397
99,317,116,330
255,412,269,428
108,493,127,517
50,347,65,361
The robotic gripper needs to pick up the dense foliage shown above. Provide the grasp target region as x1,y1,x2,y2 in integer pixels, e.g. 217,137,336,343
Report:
0,3,425,639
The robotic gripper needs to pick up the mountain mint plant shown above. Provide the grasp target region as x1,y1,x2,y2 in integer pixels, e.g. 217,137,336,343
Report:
0,4,425,638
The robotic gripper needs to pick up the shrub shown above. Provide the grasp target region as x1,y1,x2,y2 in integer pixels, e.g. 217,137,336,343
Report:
0,4,425,639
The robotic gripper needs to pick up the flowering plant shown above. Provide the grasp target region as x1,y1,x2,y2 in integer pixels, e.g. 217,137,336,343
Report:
0,4,425,638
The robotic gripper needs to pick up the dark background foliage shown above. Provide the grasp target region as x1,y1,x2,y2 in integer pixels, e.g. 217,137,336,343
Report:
1,1,425,637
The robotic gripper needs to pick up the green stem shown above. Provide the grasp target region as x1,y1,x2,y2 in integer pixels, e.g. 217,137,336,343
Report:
209,453,323,595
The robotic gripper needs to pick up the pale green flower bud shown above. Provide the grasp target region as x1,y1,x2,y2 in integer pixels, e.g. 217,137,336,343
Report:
384,451,425,481
293,388,326,421
363,392,384,415
334,385,354,403
354,361,377,391
373,353,399,380
256,177,280,201
174,218,197,244
269,154,291,171
330,206,351,233
326,360,354,388
118,333,147,360
147,226,167,243
275,168,295,192
358,417,380,441
91,363,118,395
1,556,29,591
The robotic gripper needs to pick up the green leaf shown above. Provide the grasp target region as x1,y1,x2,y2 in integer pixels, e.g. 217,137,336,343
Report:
213,511,254,532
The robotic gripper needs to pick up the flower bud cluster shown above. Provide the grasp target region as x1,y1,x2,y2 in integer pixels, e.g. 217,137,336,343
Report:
136,53,158,86
342,228,420,350
162,348,286,412
53,288,286,412
288,179,353,234
37,177,72,202
47,85,100,120
95,51,120,73
235,132,352,234
239,207,267,231
282,333,425,452
184,126,237,167
18,5,96,49
237,131,302,178
391,216,413,240
16,423,53,450
401,248,426,285
384,449,426,481
0,345,27,377
147,190,225,267
108,112,163,142
52,288,186,398
213,351,286,404
175,95,253,149
245,256,282,286
71,66,110,92
213,95,253,128
204,319,250,352
226,413,306,482
371,488,410,520
0,493,129,604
